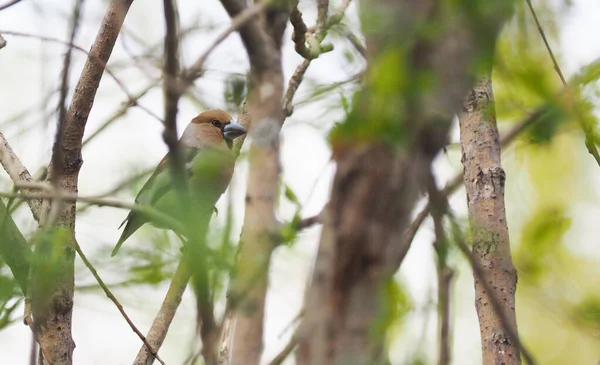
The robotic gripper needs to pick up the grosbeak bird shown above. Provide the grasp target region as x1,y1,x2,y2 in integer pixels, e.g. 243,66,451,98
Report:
111,109,247,256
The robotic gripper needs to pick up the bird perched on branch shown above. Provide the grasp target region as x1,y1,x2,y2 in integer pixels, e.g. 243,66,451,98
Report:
111,109,247,256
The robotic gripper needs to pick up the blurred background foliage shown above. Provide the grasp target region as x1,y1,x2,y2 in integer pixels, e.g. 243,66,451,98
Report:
1,0,600,364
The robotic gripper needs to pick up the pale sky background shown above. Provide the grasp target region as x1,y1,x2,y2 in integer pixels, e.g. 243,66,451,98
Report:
1,0,599,364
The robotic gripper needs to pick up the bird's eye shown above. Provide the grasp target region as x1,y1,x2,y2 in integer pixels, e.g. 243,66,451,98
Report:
211,120,221,127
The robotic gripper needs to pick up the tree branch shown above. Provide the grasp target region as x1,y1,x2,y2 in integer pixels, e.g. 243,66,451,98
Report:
133,259,190,365
74,241,166,365
29,3,136,362
525,0,600,166
0,132,43,221
402,104,550,257
0,0,23,11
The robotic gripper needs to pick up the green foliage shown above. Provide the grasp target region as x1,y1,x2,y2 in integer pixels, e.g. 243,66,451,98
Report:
373,278,413,342
223,74,247,111
525,103,567,144
514,206,571,284
571,296,600,333
280,183,302,246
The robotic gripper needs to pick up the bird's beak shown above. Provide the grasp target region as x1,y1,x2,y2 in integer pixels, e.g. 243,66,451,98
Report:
223,121,247,140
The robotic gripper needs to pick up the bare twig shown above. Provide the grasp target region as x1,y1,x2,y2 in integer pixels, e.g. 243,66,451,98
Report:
267,334,299,365
0,132,43,221
5,181,183,232
295,209,324,231
133,259,190,365
525,0,600,166
183,3,267,82
161,0,184,187
0,0,23,11
284,0,347,116
427,171,453,365
290,7,311,59
81,82,159,148
0,31,162,123
74,242,166,365
0,33,6,49
283,59,310,116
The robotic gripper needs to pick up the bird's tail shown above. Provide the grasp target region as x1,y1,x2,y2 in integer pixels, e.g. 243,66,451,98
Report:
112,212,144,256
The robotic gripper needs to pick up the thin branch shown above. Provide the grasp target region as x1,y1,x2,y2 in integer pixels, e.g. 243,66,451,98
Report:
294,209,324,231
524,0,566,85
427,171,453,365
81,82,159,148
0,30,162,123
183,3,267,83
290,7,311,59
162,0,186,191
267,334,299,365
5,181,183,233
525,0,600,166
133,258,190,365
0,132,43,221
74,242,166,365
0,0,24,11
283,59,310,117
284,0,350,116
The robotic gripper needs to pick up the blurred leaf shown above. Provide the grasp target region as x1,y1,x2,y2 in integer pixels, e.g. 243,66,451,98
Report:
280,213,301,246
224,74,247,110
515,206,571,283
283,183,301,208
373,278,412,341
571,296,600,333
526,103,567,144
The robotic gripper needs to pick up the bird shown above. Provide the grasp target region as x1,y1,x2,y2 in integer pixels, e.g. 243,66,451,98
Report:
111,109,247,256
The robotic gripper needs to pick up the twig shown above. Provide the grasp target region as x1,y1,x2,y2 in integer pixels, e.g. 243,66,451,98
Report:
131,259,190,365
525,0,600,166
0,33,6,49
267,334,298,365
162,0,186,192
74,241,166,365
81,82,159,148
183,3,267,82
295,209,324,231
77,167,153,212
0,132,43,221
4,181,183,233
0,0,23,11
427,171,453,365
283,59,310,116
0,30,162,123
284,0,349,116
290,7,311,59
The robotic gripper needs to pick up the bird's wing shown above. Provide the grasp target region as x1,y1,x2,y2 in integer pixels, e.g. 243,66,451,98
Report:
112,148,198,256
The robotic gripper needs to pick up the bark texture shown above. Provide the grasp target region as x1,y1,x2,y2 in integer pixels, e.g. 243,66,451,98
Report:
297,1,515,365
30,1,134,364
459,78,521,364
218,1,295,364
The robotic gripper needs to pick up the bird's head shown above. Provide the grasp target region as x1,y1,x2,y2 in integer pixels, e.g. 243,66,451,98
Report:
181,109,247,150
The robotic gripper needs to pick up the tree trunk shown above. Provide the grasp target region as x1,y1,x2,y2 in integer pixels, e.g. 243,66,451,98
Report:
297,1,515,365
30,1,134,364
458,77,522,365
